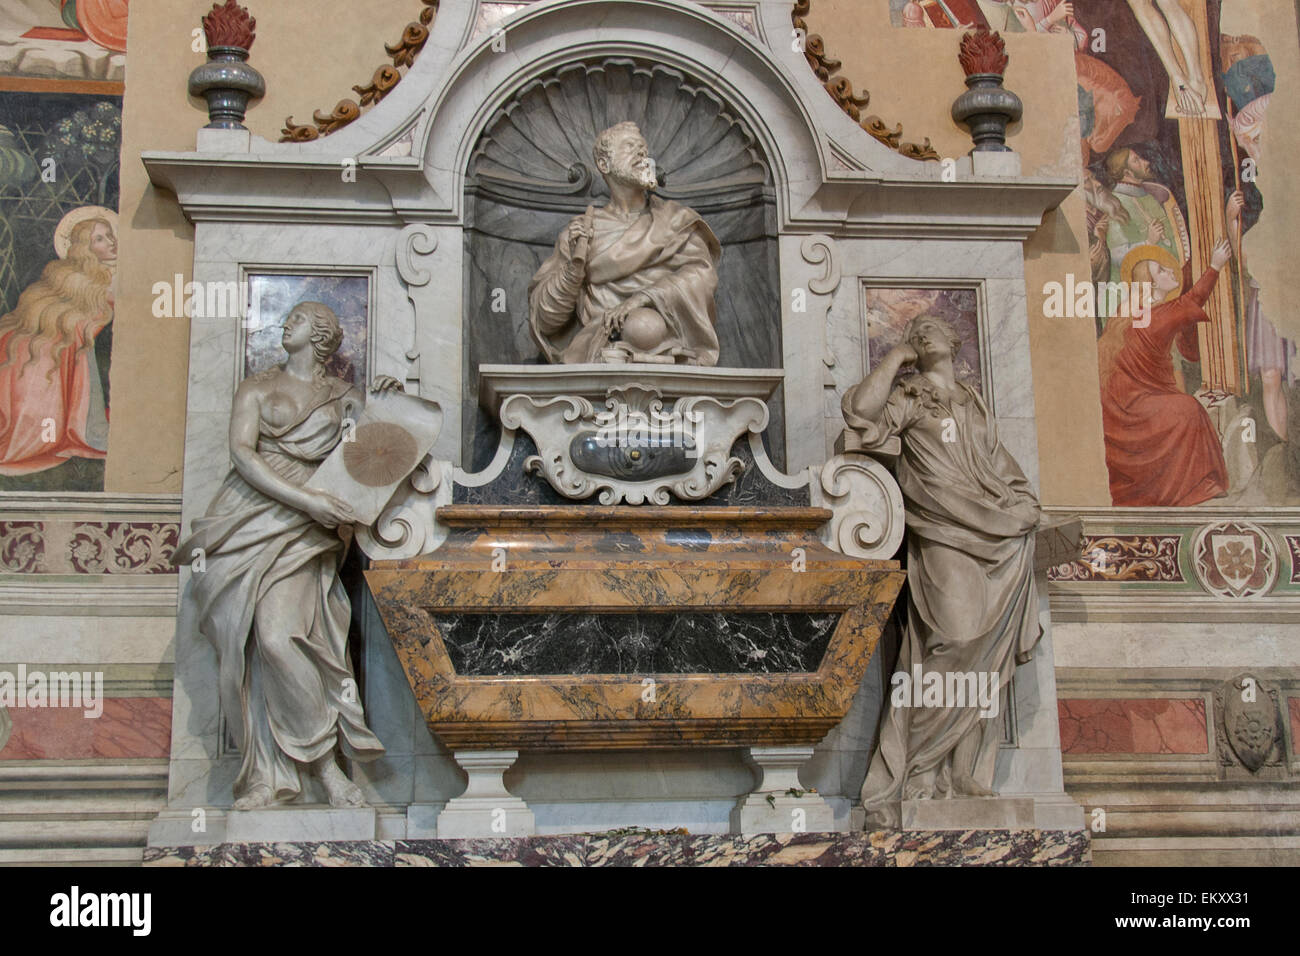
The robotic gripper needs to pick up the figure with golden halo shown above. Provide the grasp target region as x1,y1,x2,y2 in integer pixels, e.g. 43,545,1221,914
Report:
1100,237,1233,506
0,206,117,476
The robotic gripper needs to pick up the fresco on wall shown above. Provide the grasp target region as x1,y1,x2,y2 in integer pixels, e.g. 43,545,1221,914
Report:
0,92,120,492
1,0,127,81
243,275,370,388
890,0,1298,506
863,287,983,398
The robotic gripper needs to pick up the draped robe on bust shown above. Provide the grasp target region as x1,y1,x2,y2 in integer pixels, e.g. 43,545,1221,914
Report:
528,195,721,365
844,376,1042,820
176,376,383,800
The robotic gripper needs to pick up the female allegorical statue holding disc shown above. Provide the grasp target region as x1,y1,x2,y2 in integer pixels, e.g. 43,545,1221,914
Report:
178,301,401,809
842,314,1042,826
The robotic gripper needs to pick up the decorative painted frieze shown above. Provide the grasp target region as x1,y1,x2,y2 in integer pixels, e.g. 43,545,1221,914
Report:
0,520,177,575
1048,534,1183,583
1044,509,1300,622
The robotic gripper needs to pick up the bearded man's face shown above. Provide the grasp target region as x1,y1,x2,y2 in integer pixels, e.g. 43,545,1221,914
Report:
606,130,658,190
1127,152,1153,182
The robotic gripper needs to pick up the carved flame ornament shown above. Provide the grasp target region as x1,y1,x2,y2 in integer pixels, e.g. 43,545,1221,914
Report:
189,0,264,130
957,26,1008,77
201,0,256,49
951,26,1022,152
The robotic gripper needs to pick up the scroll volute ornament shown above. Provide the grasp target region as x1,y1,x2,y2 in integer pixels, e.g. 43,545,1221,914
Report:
189,0,265,130
791,0,937,161
951,26,1022,153
280,0,438,142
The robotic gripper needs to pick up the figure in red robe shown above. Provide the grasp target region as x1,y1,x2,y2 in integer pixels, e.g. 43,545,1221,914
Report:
1101,238,1232,506
0,215,116,475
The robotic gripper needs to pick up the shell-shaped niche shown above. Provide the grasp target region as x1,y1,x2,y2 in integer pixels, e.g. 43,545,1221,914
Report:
468,57,770,210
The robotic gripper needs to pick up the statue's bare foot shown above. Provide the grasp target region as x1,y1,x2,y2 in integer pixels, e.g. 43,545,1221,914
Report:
863,804,901,830
317,757,366,808
232,784,275,811
903,772,936,800
952,774,996,797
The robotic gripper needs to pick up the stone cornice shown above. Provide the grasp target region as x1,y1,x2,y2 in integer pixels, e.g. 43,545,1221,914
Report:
142,0,1075,238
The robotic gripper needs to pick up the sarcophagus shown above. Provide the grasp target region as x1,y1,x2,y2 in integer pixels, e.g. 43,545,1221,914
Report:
366,505,904,752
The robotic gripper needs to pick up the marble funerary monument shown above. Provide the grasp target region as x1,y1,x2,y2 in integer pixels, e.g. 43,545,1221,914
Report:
142,0,1085,856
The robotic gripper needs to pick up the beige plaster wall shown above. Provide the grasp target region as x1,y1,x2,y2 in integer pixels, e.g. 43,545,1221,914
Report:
804,0,1110,506
107,0,418,492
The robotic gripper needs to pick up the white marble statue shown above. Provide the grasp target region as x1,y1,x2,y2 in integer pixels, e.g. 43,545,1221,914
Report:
177,301,402,810
527,121,722,365
842,314,1043,826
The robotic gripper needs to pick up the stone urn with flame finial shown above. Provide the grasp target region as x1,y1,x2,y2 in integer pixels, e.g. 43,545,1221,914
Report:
188,0,265,130
951,26,1022,152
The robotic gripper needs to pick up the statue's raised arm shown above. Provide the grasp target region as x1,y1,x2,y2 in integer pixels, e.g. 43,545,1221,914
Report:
845,315,1043,827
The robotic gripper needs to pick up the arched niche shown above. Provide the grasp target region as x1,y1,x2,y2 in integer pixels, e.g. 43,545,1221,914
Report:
461,57,785,470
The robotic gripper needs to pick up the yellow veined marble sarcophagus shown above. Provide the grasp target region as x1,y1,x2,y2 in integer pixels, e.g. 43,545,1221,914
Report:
366,505,904,752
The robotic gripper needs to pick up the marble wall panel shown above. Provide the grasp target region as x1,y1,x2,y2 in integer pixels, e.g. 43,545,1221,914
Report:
0,698,170,760
1058,699,1210,755
432,610,839,675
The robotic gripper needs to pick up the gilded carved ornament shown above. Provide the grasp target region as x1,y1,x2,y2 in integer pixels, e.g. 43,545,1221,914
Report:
791,0,939,161
281,0,439,142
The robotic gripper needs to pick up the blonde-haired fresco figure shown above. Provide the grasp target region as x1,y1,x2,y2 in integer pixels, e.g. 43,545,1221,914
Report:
0,207,117,475
178,301,403,809
1100,238,1233,506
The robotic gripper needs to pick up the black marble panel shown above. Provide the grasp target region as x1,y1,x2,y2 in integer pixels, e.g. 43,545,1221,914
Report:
453,431,567,505
698,439,811,507
430,611,839,675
